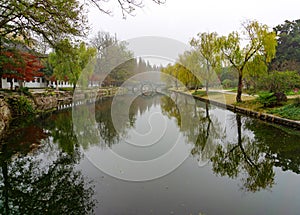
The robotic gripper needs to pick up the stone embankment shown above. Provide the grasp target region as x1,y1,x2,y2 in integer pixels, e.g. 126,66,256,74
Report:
174,90,300,130
0,96,11,135
0,90,72,135
0,87,123,135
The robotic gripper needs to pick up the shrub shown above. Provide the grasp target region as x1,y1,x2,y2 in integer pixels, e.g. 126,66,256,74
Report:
19,87,32,97
269,103,300,120
7,96,35,116
222,79,232,88
256,92,277,107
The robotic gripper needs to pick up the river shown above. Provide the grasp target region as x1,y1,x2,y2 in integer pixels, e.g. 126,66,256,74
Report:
0,92,300,214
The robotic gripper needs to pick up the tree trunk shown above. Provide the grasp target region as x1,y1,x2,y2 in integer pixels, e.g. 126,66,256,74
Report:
236,72,243,103
206,60,210,95
9,79,13,91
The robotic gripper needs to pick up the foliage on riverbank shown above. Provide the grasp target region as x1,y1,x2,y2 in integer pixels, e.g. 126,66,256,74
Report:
268,100,300,121
6,95,35,116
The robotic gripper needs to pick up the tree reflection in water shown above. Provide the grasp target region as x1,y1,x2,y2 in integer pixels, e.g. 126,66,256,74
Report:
211,115,275,192
160,93,300,193
1,91,299,215
0,113,96,214
160,93,223,166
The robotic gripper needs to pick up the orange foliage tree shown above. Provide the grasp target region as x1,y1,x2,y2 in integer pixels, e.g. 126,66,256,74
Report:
1,51,44,89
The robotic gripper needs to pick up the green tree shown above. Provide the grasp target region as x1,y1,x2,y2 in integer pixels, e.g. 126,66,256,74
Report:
49,39,96,90
0,0,87,46
271,19,300,73
219,20,277,102
161,61,201,90
190,32,221,94
257,71,300,94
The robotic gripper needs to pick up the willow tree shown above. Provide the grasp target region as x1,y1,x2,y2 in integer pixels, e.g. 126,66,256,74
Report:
178,51,202,90
190,32,221,94
49,39,96,90
219,20,277,102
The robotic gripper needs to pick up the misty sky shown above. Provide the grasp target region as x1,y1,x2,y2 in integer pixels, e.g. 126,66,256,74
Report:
88,0,300,43
87,0,300,65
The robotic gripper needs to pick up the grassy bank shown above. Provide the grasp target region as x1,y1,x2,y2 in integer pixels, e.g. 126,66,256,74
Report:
190,89,300,121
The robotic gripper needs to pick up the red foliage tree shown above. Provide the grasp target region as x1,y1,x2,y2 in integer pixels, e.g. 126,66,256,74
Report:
2,51,44,89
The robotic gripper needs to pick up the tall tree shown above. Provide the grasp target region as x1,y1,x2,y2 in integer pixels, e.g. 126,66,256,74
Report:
219,20,277,102
190,32,221,94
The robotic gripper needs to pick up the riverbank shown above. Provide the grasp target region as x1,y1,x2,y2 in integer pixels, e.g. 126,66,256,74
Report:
0,87,122,136
172,89,300,129
0,89,72,135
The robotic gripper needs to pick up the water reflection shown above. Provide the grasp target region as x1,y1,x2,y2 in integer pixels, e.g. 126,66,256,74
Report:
1,93,300,214
159,93,300,192
88,93,300,192
245,119,300,174
0,114,95,214
211,115,275,192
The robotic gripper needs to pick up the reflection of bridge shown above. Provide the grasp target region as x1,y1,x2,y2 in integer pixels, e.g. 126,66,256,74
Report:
126,81,166,96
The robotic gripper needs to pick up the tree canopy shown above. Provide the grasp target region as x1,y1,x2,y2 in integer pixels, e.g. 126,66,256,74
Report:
48,39,97,90
0,0,87,47
218,20,277,102
271,19,300,73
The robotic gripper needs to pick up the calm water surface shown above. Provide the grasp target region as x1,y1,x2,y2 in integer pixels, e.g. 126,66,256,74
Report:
1,93,300,214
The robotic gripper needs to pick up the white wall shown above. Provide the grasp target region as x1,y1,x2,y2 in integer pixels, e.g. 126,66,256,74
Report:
48,80,73,88
1,77,47,89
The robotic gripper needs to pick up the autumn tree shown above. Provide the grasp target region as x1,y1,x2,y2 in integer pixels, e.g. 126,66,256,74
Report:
1,50,43,89
219,20,277,102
